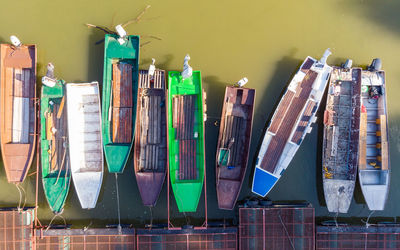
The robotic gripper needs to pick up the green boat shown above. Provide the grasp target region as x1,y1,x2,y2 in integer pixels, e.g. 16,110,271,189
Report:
167,57,206,212
40,78,70,214
102,34,139,173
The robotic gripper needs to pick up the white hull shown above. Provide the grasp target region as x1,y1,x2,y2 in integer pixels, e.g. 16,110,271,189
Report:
252,49,332,197
358,68,389,211
66,82,103,209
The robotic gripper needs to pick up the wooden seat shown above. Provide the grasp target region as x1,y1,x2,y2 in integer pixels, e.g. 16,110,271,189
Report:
112,63,133,143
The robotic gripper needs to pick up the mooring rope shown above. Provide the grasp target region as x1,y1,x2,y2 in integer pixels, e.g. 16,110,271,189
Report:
45,211,66,232
115,173,122,234
278,210,295,250
15,184,26,213
334,212,339,228
362,210,375,228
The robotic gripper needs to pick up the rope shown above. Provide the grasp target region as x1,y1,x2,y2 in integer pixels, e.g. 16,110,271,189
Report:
149,206,153,228
362,210,375,228
15,184,26,213
278,210,295,250
115,173,122,234
45,211,66,232
334,212,339,228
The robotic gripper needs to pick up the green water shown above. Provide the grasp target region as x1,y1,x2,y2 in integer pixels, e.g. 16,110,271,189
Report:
1,0,400,227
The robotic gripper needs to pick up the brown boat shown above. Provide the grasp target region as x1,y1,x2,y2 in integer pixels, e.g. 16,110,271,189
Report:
134,69,167,206
216,86,255,210
0,43,37,183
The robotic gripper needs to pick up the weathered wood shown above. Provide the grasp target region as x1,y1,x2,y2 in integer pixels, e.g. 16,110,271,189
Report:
112,63,132,107
358,112,368,170
379,115,389,170
112,107,132,143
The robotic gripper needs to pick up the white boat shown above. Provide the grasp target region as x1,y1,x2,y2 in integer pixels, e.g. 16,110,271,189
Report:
66,82,103,209
252,49,332,197
358,59,389,211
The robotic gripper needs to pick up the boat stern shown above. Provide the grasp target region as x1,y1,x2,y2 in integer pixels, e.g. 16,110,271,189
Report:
323,179,355,213
251,167,279,197
172,182,203,212
72,172,103,209
104,144,131,173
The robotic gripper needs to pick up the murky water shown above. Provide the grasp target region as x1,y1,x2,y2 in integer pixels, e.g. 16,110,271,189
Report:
1,0,400,227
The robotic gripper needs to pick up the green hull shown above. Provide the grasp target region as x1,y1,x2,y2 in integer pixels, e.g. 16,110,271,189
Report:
102,34,139,173
40,80,71,214
167,71,205,212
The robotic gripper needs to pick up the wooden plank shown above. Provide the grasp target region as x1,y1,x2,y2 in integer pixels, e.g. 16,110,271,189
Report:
112,107,132,143
13,68,23,97
379,115,389,170
22,69,30,98
57,96,65,119
112,63,132,107
12,97,29,143
358,112,368,170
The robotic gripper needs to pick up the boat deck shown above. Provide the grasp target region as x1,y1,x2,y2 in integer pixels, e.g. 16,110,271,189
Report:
219,115,245,179
136,70,166,173
173,94,197,180
112,63,133,143
261,70,318,173
323,69,360,181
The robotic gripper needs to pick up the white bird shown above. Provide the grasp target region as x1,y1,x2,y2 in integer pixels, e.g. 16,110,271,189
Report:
149,58,156,77
10,35,22,47
236,77,248,87
181,54,193,80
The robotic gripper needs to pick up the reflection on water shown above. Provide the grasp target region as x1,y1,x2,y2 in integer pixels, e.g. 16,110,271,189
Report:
0,0,400,226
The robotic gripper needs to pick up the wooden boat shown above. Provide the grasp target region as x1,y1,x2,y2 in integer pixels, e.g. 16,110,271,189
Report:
40,79,71,214
101,34,139,173
322,62,361,213
216,85,255,210
252,49,332,197
0,42,37,183
167,58,206,212
66,82,103,209
134,68,167,207
358,59,389,211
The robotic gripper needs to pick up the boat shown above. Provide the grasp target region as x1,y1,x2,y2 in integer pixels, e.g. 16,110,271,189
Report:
167,55,206,212
66,82,103,209
0,38,37,183
216,80,255,210
101,32,139,173
252,49,333,197
40,66,71,214
134,62,167,207
358,59,389,211
322,60,361,213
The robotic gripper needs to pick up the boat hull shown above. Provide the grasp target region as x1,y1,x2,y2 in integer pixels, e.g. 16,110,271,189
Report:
66,82,103,209
322,67,361,213
216,86,255,210
134,69,167,207
102,34,139,173
252,53,332,197
0,44,37,183
40,80,71,214
167,71,205,212
358,67,389,211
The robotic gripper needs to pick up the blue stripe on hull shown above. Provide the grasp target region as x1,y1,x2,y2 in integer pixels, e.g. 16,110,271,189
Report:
252,168,279,197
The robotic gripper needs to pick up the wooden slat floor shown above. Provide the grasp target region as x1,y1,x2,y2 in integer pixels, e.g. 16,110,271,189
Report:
260,70,318,173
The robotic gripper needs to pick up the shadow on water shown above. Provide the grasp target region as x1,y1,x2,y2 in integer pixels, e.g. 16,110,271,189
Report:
344,0,400,35
87,29,105,83
245,50,303,195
